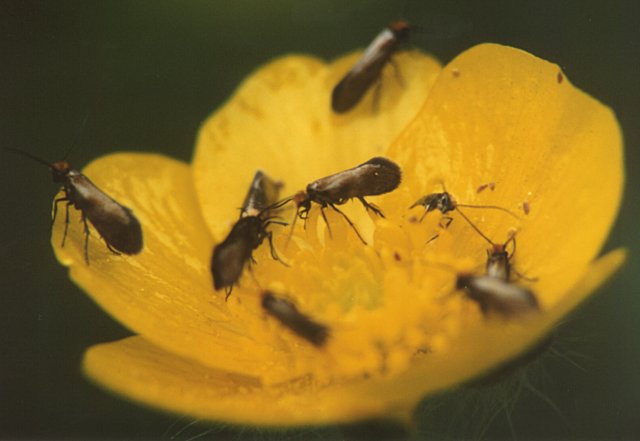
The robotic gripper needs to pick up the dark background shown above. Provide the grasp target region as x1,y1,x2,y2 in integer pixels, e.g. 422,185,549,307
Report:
1,1,638,439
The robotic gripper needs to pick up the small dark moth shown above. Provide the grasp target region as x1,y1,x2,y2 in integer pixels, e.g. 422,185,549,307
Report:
410,190,518,221
331,20,411,113
446,217,536,284
261,291,329,347
409,187,518,243
414,188,537,283
446,227,539,316
456,273,540,317
410,191,457,222
211,172,287,299
290,156,401,244
6,147,143,263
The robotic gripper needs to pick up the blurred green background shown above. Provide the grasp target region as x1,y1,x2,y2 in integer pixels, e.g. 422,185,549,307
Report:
1,1,638,439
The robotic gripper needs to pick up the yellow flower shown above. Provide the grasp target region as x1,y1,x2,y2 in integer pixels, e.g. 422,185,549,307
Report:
52,44,624,427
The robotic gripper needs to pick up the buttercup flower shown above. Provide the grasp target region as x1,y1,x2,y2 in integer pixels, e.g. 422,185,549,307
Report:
52,44,624,426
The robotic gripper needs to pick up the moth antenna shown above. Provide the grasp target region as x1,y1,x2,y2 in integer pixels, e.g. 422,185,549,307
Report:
329,204,367,245
504,229,518,257
4,147,52,168
63,109,91,161
454,207,495,246
456,203,521,219
248,263,264,290
264,196,294,212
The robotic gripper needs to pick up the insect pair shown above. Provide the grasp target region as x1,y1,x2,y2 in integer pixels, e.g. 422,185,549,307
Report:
6,148,143,263
409,186,539,317
210,171,290,299
421,223,539,318
455,229,539,317
211,157,402,296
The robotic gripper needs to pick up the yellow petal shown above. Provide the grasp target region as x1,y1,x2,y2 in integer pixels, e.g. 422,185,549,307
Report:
84,336,395,426
385,43,624,310
82,249,624,426
193,50,441,240
60,43,626,428
50,153,319,381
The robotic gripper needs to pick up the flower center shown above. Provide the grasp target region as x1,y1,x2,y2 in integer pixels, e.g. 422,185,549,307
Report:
221,172,535,391
226,189,495,387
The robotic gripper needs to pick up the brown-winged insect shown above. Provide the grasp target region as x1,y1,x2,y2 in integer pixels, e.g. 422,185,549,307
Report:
464,236,540,316
489,246,540,286
425,206,539,316
261,291,329,347
455,273,540,317
428,233,539,317
457,224,538,284
484,231,538,283
409,186,518,243
240,170,283,218
485,236,513,282
331,20,411,113
5,147,143,263
452,222,540,315
211,171,287,299
288,156,401,245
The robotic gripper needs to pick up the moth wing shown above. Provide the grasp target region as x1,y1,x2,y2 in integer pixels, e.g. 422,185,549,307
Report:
72,175,143,254
331,69,380,113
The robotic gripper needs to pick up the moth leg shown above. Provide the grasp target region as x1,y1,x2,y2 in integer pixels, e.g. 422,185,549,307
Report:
265,220,288,228
51,196,68,230
505,234,517,261
512,268,539,283
225,286,233,301
263,220,289,266
319,206,333,239
298,207,310,230
439,215,454,229
81,212,91,264
371,76,383,113
390,58,405,87
425,233,440,245
330,204,367,245
358,196,385,218
61,201,73,247
298,206,310,220
418,208,431,223
266,231,289,267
